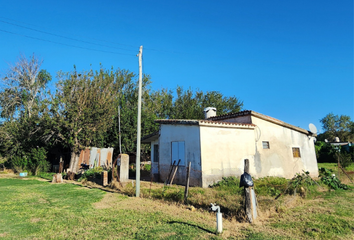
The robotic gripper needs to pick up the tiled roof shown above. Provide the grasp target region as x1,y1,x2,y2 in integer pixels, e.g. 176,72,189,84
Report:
155,119,255,128
209,110,311,135
208,110,253,121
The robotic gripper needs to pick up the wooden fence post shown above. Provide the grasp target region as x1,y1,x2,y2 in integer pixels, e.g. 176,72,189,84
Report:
102,171,108,187
184,161,191,204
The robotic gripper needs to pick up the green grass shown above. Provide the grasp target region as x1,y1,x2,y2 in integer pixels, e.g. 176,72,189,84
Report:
1,173,354,239
318,162,354,172
0,178,217,239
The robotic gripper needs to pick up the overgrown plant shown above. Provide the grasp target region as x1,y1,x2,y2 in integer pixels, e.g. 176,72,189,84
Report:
28,147,50,175
318,167,349,190
78,167,104,181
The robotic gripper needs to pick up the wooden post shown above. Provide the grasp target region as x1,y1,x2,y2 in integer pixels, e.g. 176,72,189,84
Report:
184,161,191,204
169,159,181,186
243,159,257,223
102,171,108,187
165,161,176,185
244,159,249,173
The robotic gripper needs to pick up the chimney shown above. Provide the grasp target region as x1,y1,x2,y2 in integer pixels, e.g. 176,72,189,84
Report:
204,107,216,119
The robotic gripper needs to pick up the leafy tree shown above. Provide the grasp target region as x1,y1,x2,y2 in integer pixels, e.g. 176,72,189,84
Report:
0,54,52,174
169,86,243,119
318,113,354,142
0,54,51,120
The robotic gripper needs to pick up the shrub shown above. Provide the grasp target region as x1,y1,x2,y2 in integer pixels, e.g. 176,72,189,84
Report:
211,176,243,195
318,167,349,190
79,167,104,181
144,164,151,171
28,147,50,175
11,155,28,173
254,177,288,196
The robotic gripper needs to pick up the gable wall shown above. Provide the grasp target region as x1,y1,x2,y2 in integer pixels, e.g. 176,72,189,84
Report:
250,116,318,178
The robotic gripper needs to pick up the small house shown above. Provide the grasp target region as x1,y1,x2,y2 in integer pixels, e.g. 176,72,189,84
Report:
142,109,318,188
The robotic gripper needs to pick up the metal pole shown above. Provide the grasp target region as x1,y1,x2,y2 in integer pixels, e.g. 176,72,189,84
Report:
136,45,143,197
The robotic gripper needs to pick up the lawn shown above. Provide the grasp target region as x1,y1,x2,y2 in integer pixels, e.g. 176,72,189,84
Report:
0,178,217,239
1,174,354,239
318,162,354,172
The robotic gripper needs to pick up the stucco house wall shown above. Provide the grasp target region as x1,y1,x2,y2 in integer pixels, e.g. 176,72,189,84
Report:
249,116,318,178
143,110,318,188
199,124,255,187
158,124,202,186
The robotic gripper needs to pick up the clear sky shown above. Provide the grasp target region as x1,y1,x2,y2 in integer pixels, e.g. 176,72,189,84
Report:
0,0,353,133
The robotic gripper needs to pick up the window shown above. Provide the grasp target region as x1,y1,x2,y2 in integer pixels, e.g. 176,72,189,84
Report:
262,141,270,149
171,141,185,166
292,147,301,158
153,144,159,163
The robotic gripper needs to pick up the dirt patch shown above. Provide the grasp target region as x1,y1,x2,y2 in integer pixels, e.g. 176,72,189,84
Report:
30,218,41,223
0,232,8,237
94,192,122,209
0,173,17,178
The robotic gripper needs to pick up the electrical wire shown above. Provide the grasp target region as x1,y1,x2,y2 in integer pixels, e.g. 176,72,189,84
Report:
0,19,137,53
0,16,181,55
0,29,135,56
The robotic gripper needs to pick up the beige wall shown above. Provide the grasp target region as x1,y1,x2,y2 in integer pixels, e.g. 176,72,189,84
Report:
250,116,318,178
158,124,202,186
199,125,255,187
155,115,318,188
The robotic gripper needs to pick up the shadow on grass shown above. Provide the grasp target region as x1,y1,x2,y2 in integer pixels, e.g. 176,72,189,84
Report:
167,221,216,234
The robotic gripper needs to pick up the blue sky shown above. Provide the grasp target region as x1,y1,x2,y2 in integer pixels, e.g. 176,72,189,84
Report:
0,0,353,133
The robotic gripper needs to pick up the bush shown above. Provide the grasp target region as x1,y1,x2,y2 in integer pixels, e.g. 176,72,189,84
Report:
318,167,349,190
144,164,151,171
79,167,104,181
211,176,243,195
254,176,288,196
11,155,28,173
28,147,50,175
338,151,352,169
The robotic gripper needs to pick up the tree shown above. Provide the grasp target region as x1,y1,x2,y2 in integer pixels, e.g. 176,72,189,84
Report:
169,86,243,119
0,54,52,174
0,54,51,120
53,67,120,172
318,113,354,142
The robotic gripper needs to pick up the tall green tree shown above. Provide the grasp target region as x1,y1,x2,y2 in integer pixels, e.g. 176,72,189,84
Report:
318,113,354,142
0,54,52,174
169,86,243,119
53,67,118,172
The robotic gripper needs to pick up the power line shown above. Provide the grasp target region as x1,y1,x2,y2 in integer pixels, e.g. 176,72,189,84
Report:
0,29,135,56
0,19,137,53
0,17,183,55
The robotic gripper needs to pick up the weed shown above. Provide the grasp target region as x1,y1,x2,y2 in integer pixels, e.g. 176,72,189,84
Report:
318,167,350,190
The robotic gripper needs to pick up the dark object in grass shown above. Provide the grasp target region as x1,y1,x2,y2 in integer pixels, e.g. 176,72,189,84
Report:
67,171,75,180
80,163,89,170
239,172,254,188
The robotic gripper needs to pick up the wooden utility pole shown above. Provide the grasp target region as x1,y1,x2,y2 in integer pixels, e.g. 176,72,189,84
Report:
135,46,143,197
243,159,257,223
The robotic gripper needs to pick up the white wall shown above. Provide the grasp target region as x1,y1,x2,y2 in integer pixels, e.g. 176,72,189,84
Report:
199,125,255,187
158,124,202,186
251,116,318,178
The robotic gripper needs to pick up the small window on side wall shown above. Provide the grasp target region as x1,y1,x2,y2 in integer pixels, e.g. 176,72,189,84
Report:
292,147,301,158
262,141,270,149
